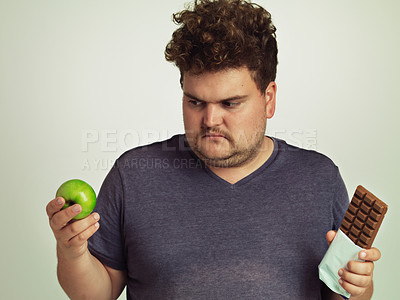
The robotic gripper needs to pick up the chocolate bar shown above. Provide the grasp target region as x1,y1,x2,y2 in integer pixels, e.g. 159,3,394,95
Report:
339,185,388,249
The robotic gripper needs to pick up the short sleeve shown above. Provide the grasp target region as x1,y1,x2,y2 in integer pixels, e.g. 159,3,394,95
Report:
331,167,350,230
88,163,126,270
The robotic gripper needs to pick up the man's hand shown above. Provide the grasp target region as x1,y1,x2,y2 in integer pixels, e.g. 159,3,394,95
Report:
46,197,100,259
46,198,125,299
326,231,381,299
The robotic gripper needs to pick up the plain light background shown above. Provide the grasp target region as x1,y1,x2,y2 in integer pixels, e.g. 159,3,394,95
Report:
1,0,399,299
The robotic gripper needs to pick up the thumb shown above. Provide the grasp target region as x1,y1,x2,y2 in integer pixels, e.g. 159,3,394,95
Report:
326,230,337,246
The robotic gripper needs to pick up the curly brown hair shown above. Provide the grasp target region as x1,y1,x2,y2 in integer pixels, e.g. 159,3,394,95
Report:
165,0,278,93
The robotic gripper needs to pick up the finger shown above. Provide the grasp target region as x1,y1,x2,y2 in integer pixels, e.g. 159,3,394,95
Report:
338,267,372,288
359,248,381,262
46,197,65,219
346,260,374,276
326,230,337,246
59,213,100,243
339,277,368,297
67,221,100,248
50,204,82,231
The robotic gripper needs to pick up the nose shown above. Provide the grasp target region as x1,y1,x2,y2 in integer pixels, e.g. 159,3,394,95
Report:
203,104,223,128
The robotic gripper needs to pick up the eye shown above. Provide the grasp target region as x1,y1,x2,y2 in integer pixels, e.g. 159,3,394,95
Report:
222,101,240,108
188,99,204,107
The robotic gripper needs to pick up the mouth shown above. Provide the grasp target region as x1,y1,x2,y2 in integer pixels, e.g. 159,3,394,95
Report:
202,132,227,140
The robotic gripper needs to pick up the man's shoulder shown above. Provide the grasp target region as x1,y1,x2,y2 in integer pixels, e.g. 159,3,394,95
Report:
273,137,338,171
118,134,187,160
110,134,195,174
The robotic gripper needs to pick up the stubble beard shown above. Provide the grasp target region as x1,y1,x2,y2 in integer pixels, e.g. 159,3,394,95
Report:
187,125,267,168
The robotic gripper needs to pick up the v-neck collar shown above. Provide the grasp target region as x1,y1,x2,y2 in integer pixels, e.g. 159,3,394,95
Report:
184,135,279,189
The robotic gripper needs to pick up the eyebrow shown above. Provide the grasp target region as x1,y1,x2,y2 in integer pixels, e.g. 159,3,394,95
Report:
183,92,248,103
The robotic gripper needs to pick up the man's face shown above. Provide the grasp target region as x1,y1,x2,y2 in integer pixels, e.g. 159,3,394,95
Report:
182,67,276,168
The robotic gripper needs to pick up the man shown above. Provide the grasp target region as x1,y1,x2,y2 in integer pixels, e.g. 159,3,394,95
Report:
46,0,381,299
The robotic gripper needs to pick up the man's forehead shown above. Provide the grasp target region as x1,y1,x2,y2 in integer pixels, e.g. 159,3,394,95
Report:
183,67,253,85
182,67,257,102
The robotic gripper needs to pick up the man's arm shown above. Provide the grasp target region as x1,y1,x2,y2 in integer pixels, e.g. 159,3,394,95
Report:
47,197,126,300
324,231,381,300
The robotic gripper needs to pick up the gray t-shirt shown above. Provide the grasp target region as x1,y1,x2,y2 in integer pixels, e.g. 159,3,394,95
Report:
88,134,349,299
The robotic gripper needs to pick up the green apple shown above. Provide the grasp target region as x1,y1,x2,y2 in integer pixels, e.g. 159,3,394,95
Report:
56,179,97,220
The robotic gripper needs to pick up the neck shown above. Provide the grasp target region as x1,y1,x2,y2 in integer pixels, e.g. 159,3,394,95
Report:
207,136,274,184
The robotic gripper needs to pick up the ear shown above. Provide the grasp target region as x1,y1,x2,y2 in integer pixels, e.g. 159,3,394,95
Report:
264,81,277,119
